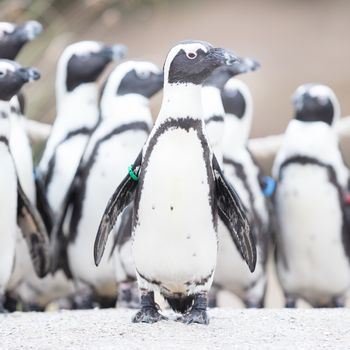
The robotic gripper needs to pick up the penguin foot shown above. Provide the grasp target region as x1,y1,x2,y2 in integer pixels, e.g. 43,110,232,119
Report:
181,309,209,325
0,294,9,313
285,295,296,308
181,292,209,325
132,291,167,323
73,291,96,310
132,307,167,323
245,299,264,308
117,282,140,309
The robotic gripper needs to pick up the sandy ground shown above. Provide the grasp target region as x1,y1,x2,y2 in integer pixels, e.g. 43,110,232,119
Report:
1,308,350,350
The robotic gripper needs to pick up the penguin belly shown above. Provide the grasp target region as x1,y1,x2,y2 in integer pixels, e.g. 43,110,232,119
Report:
133,128,217,296
69,131,147,296
0,150,17,294
276,164,350,305
47,135,89,215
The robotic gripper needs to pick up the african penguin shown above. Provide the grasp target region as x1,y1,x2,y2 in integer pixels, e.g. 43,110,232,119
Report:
273,83,350,307
0,20,42,203
0,59,50,312
36,40,127,229
94,40,256,324
202,57,259,165
51,60,163,308
0,21,45,306
208,72,271,308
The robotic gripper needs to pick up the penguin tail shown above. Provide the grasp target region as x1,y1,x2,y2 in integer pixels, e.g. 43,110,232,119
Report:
164,295,194,313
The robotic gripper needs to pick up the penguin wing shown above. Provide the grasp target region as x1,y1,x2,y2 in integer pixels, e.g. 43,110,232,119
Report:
17,179,51,278
213,155,257,272
49,162,83,277
34,170,54,233
94,151,142,266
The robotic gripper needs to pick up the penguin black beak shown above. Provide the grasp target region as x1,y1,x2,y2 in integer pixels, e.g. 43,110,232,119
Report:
227,57,261,76
207,48,240,67
18,67,41,82
100,44,128,61
16,21,43,42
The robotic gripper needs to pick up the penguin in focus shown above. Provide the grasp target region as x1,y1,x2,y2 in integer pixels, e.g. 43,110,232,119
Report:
273,83,350,307
94,41,256,324
0,59,50,312
51,60,163,308
36,40,127,231
205,65,272,308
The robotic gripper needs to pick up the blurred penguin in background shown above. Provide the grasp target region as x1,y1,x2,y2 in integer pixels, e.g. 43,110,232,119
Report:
273,84,350,307
202,59,272,307
51,60,163,308
0,59,50,312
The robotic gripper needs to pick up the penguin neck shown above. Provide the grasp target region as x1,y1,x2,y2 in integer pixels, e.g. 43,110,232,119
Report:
157,83,204,124
222,113,251,154
55,83,99,129
202,85,225,121
101,94,152,127
0,100,11,138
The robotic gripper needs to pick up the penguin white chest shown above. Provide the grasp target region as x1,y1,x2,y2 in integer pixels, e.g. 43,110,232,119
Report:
276,164,350,300
0,148,17,291
133,128,217,293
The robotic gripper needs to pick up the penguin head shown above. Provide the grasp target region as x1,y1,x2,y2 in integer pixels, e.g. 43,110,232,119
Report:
113,60,163,98
205,57,260,89
292,83,340,126
0,21,42,60
58,41,127,94
221,79,253,144
100,60,162,116
0,59,40,101
164,40,239,85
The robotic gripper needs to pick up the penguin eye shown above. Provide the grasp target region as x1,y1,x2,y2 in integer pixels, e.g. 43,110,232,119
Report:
0,69,6,78
186,52,197,60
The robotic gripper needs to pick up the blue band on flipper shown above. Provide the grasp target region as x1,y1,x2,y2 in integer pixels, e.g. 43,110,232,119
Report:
263,176,276,197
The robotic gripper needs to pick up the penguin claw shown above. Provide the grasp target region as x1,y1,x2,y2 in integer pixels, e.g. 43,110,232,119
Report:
132,307,168,323
181,309,209,325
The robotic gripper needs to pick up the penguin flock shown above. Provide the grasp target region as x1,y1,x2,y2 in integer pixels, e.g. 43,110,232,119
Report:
1,20,350,324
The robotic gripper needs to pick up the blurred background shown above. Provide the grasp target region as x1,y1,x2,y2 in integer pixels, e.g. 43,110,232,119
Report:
2,0,350,308
2,0,350,138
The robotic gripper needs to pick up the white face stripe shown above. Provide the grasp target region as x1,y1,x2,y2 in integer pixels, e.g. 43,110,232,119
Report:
0,60,19,72
163,42,209,80
0,22,15,37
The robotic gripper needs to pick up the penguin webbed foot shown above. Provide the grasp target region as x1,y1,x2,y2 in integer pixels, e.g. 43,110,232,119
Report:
0,295,9,314
117,282,140,309
181,293,209,325
132,291,167,323
285,295,296,308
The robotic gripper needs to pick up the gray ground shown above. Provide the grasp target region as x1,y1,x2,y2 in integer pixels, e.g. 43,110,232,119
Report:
1,308,350,350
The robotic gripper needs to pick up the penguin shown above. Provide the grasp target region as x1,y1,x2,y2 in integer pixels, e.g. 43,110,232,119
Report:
36,40,127,232
51,60,163,308
0,20,43,202
94,40,256,324
273,83,350,307
205,65,272,308
0,21,44,306
0,59,50,312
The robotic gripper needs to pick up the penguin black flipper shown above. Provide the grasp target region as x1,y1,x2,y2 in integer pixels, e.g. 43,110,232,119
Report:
17,179,51,278
212,155,257,272
49,166,82,277
94,151,142,266
35,172,54,233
